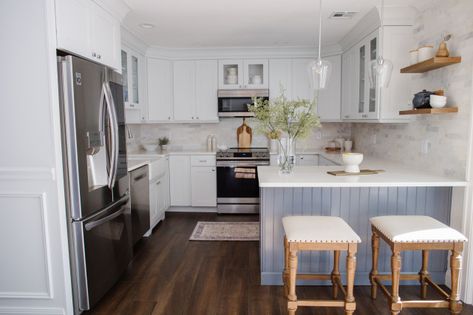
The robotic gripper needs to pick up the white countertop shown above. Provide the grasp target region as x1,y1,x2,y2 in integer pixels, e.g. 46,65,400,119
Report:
258,157,467,188
127,148,215,172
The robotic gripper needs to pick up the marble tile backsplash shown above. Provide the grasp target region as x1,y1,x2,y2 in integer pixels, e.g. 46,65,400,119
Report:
128,119,351,152
353,0,473,178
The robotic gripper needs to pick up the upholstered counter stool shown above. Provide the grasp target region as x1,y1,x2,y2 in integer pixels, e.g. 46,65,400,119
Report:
369,215,468,315
282,216,361,315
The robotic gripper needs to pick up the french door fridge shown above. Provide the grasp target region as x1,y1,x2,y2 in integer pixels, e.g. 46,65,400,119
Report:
57,55,132,313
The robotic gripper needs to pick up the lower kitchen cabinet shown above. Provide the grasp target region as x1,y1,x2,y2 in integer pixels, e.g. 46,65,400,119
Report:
146,157,170,235
296,154,318,166
169,155,192,206
191,155,216,207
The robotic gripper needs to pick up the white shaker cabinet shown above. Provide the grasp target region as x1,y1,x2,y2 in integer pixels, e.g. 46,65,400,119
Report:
190,156,216,207
296,154,318,166
169,155,192,206
292,59,314,102
56,0,121,70
269,59,293,100
173,61,196,121
173,60,219,122
317,55,342,121
196,60,219,121
269,57,342,122
147,58,173,121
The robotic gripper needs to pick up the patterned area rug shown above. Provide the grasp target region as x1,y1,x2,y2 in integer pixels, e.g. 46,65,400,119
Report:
189,221,259,241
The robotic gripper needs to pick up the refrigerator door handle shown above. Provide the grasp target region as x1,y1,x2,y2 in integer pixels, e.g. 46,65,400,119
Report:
99,83,113,188
103,82,119,190
84,195,129,231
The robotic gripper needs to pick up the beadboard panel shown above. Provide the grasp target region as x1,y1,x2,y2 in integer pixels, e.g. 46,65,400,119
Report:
260,187,452,285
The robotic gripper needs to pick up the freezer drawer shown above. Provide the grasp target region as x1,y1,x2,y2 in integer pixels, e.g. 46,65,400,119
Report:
71,195,132,311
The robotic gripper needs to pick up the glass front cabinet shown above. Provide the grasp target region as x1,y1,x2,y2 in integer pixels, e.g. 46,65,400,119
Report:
121,45,145,123
356,31,380,119
218,59,268,89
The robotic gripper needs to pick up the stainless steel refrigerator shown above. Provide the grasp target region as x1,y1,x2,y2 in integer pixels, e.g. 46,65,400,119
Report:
57,55,132,313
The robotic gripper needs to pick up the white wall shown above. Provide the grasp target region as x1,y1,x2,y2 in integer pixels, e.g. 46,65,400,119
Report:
352,0,473,178
128,120,351,152
0,0,73,314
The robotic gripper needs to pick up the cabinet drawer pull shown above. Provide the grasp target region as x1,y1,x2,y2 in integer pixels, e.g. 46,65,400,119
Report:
92,52,97,57
199,160,207,163
156,181,161,185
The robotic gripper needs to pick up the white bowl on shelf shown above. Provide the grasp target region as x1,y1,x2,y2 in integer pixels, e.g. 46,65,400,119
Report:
430,95,447,108
342,153,364,173
142,143,158,152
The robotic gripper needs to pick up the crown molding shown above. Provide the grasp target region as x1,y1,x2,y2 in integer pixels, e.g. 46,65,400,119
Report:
146,43,343,60
339,6,416,52
121,27,148,54
92,0,130,21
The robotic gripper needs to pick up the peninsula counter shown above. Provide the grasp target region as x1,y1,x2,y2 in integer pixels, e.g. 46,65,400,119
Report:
258,161,467,286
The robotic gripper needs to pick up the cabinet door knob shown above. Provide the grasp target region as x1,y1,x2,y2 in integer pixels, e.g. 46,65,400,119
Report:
168,116,171,120
97,54,101,59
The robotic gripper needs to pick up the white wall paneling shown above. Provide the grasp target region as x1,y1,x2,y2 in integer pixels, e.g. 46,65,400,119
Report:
0,193,53,299
0,0,73,313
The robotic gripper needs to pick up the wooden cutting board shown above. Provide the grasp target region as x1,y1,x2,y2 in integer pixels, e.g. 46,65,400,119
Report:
237,119,252,148
327,169,385,176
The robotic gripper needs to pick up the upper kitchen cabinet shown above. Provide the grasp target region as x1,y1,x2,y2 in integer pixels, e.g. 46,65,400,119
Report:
173,60,219,122
340,11,414,123
317,55,342,121
219,59,268,89
269,59,293,100
147,58,173,121
56,0,122,70
122,45,146,123
269,57,342,122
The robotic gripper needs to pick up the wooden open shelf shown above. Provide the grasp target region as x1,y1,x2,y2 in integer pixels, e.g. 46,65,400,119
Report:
399,107,458,115
400,57,461,73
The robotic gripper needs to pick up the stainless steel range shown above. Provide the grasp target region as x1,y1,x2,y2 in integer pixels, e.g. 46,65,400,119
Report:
216,147,270,213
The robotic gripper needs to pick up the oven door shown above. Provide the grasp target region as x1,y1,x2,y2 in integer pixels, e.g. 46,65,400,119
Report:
216,160,267,213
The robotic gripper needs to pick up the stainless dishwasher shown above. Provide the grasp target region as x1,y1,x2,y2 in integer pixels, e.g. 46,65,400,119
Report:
130,165,150,244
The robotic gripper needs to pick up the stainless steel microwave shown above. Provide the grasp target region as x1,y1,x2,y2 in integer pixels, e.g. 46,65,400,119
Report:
217,89,269,117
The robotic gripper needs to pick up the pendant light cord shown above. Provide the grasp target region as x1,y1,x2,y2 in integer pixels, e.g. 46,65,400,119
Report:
317,0,322,61
378,0,384,62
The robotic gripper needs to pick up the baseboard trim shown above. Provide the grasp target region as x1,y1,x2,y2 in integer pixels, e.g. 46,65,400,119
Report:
0,307,65,315
168,206,217,213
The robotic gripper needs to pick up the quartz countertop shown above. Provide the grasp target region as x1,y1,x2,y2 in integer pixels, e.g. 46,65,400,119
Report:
127,148,215,172
258,157,467,188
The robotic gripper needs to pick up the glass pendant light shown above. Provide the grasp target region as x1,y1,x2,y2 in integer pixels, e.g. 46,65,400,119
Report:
369,0,393,88
308,0,332,90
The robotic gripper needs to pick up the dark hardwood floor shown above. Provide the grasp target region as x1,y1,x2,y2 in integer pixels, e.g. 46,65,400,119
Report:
85,212,473,315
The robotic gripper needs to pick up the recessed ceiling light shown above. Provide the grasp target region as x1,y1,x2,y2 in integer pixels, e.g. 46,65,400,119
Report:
140,23,155,29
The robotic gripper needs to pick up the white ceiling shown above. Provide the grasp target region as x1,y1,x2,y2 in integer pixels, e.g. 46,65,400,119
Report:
122,0,410,48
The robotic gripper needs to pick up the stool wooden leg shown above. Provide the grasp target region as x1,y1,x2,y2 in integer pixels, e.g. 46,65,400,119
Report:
419,250,429,299
288,249,298,315
331,250,341,299
345,244,357,315
283,236,289,295
369,229,380,299
391,248,402,315
449,243,463,314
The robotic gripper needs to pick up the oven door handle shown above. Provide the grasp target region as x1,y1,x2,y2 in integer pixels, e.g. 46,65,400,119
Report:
216,162,269,168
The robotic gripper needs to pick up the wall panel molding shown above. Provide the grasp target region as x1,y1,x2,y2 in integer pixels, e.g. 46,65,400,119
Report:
0,168,54,181
0,193,54,300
